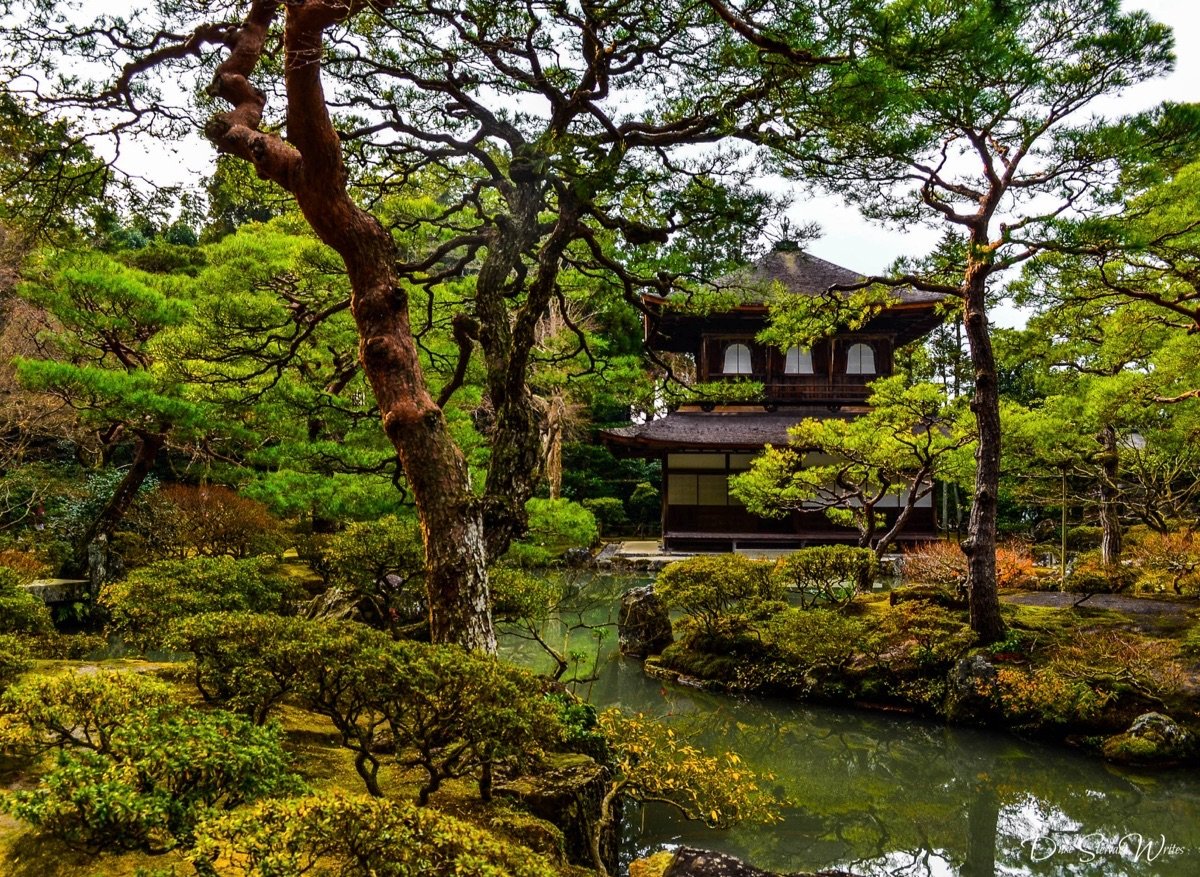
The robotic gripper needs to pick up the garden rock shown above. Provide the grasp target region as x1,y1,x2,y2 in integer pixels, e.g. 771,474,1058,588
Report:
1102,712,1193,764
618,585,674,657
944,654,999,724
660,847,853,877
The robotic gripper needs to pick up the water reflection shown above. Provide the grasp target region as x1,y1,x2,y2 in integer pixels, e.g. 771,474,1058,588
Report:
498,575,1200,876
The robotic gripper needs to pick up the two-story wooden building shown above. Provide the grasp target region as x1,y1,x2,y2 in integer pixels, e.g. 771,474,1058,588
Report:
600,246,945,551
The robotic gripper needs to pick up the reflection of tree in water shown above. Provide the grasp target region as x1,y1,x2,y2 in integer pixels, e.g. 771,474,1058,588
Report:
616,689,1200,876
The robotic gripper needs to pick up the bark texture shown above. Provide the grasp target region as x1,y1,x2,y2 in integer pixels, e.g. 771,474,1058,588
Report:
960,269,1006,644
204,0,495,652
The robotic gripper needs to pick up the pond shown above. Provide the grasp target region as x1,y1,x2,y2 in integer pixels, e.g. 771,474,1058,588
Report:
499,574,1200,877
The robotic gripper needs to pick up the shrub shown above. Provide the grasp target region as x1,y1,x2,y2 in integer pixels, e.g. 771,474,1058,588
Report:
1065,551,1137,605
0,671,302,852
1129,531,1200,596
137,484,285,560
655,554,779,635
0,634,30,693
100,555,297,650
316,515,425,631
1065,525,1103,551
995,543,1038,590
872,602,976,670
582,497,628,534
164,615,563,803
992,667,1108,728
167,612,315,724
385,643,562,804
504,498,598,567
628,482,660,529
0,567,55,637
901,540,1037,591
0,671,174,757
902,540,966,589
191,792,561,877
0,547,50,579
772,546,878,609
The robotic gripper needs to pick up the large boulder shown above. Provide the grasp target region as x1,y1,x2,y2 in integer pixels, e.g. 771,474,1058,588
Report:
943,654,1000,724
1102,712,1193,764
619,584,674,658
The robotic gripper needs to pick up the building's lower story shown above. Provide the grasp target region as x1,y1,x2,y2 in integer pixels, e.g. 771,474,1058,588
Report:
600,406,940,552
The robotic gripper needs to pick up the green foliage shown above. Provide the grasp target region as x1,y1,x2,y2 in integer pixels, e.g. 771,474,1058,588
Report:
0,670,302,851
772,546,879,609
656,554,779,635
598,710,781,830
0,567,54,636
0,670,173,756
3,711,301,852
874,603,977,671
1065,552,1137,600
0,634,30,693
190,792,561,877
731,378,973,550
166,612,314,724
163,614,562,803
316,515,425,631
383,643,562,804
504,498,598,567
746,609,871,690
581,497,627,534
100,556,296,650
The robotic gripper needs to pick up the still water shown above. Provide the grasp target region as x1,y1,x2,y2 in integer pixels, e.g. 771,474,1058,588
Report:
500,575,1200,877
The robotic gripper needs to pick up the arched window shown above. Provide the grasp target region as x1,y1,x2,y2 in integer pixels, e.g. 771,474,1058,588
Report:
846,342,875,375
722,343,753,375
783,345,814,375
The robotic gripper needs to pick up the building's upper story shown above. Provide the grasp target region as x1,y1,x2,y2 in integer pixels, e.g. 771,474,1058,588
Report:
643,246,945,405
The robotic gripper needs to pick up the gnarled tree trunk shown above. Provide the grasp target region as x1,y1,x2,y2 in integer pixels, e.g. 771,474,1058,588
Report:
204,0,495,651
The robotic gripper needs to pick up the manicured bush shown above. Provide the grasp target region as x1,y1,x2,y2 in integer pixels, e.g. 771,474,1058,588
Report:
1129,531,1200,596
0,634,30,693
582,497,628,534
872,602,976,670
0,566,55,637
1065,551,1137,604
655,554,779,635
386,642,561,804
504,498,598,567
100,555,297,650
772,546,878,609
165,614,563,804
0,671,174,759
190,792,561,877
167,612,315,724
0,671,302,852
901,540,1038,591
140,484,285,560
315,515,425,631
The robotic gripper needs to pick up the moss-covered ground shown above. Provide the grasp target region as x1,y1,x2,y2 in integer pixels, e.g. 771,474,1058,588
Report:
650,586,1200,763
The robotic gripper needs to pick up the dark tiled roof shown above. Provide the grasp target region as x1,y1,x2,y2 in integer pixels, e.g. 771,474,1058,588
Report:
717,249,944,306
600,407,859,451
